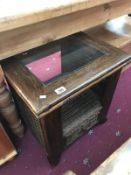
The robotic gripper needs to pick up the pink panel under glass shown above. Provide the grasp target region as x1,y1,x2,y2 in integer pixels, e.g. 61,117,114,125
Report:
26,51,61,82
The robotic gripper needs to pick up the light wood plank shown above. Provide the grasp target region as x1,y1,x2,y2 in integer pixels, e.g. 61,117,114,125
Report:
0,0,131,60
0,0,116,32
91,138,131,175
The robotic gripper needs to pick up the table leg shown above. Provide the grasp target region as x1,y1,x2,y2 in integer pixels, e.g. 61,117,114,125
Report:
41,108,63,166
0,71,24,138
98,69,122,123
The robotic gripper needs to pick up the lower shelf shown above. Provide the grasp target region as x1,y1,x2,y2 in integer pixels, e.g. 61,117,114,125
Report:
61,90,102,146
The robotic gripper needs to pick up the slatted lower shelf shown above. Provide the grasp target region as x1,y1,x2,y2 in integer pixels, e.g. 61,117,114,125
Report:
61,90,102,146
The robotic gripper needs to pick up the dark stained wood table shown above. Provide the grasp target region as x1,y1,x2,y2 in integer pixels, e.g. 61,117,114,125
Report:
0,0,131,166
0,1,130,139
2,32,131,165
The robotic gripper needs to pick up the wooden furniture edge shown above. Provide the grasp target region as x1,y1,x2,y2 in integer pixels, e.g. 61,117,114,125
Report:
0,123,17,166
0,0,116,33
0,150,17,166
0,0,131,60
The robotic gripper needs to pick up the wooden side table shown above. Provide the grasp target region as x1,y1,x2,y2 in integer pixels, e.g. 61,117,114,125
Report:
0,122,17,166
2,32,131,166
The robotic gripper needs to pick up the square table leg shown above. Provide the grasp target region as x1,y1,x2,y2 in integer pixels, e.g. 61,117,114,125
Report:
98,69,122,123
40,108,63,166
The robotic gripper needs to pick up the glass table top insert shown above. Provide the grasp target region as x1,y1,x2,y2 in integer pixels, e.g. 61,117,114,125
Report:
21,35,106,85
